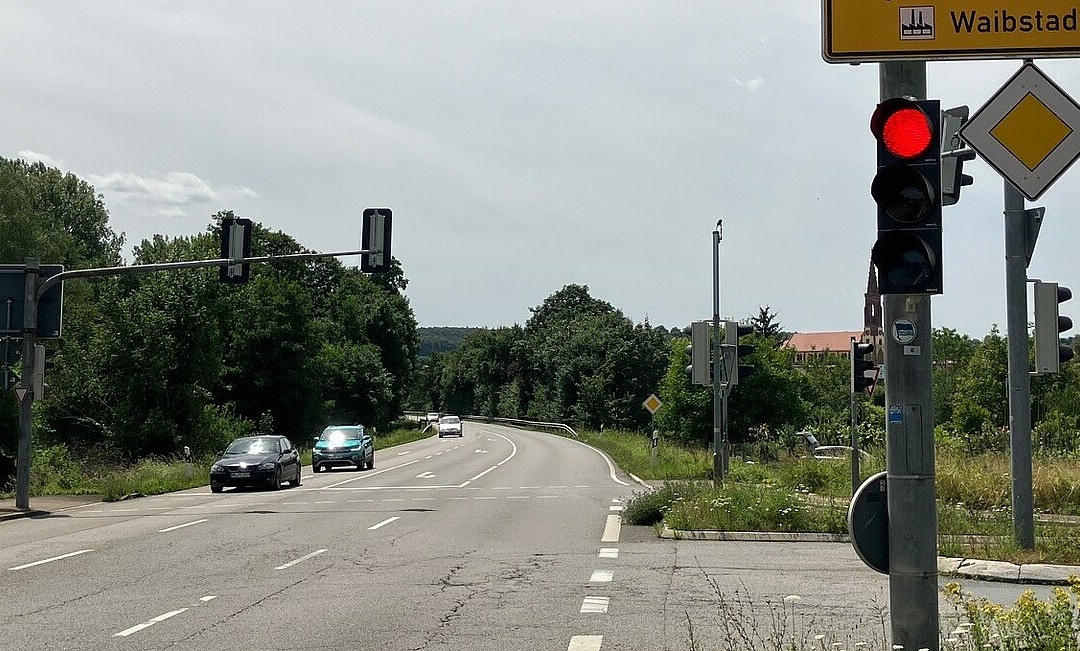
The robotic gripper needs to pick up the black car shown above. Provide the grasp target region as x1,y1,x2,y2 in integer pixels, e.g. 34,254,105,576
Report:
209,435,302,493
311,425,374,472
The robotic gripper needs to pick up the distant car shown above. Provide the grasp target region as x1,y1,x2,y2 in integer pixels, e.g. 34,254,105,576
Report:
209,435,301,493
311,425,374,473
438,415,463,438
426,412,441,425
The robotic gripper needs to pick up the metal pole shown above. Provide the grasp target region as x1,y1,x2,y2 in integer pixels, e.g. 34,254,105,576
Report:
880,62,939,651
16,260,39,510
850,388,860,496
1004,179,1035,549
3,298,12,389
711,223,724,481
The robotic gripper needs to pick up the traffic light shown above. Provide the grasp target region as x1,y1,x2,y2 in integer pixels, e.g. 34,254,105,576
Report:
220,217,252,284
32,344,55,397
723,320,755,386
685,320,711,386
361,208,393,274
870,98,943,295
1034,280,1074,374
940,105,975,207
850,340,876,394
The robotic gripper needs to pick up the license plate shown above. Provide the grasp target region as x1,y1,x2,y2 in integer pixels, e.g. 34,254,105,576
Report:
232,472,250,478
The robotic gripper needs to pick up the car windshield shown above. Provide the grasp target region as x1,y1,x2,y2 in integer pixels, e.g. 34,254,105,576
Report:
225,438,278,455
440,417,460,425
320,429,362,443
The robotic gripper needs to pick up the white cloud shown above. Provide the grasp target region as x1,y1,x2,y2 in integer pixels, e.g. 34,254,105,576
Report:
82,171,257,219
732,77,765,91
17,150,64,168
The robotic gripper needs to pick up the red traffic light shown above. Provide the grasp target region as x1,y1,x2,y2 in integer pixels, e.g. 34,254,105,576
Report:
871,99,935,160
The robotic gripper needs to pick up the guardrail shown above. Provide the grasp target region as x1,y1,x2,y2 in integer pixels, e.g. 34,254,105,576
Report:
403,411,578,438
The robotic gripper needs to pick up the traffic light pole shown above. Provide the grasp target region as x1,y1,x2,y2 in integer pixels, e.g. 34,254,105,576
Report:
880,62,939,651
1004,179,1035,550
711,223,726,481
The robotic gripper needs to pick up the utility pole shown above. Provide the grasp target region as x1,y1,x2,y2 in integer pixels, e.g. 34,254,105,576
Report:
711,221,725,480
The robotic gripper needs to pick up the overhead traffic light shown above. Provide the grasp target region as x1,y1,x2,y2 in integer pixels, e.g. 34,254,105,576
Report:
219,217,253,284
870,98,943,295
723,320,755,386
850,340,876,394
1034,280,1074,374
685,320,711,386
361,208,393,274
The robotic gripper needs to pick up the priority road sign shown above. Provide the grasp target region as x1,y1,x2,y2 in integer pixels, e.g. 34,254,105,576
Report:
823,0,1080,63
960,62,1080,200
642,394,662,414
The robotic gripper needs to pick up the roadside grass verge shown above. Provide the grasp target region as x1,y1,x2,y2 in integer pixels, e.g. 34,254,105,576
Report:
2,425,433,502
573,429,712,480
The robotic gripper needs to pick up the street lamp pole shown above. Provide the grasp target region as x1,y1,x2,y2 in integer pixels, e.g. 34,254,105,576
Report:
712,221,725,480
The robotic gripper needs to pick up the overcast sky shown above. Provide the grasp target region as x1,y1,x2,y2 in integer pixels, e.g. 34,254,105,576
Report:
4,3,1079,338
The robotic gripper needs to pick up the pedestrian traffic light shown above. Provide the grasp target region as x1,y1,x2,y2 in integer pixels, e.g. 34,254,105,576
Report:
850,340,876,394
220,217,252,284
870,98,943,295
361,208,393,274
1034,280,1074,374
723,320,755,386
685,320,711,386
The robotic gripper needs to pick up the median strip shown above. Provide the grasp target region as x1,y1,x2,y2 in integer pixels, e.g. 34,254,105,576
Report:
158,519,208,533
8,549,94,571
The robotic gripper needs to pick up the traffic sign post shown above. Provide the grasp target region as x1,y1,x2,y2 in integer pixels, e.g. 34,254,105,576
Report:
643,394,662,467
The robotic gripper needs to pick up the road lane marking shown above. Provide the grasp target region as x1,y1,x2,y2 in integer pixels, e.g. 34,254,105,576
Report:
573,485,590,488
568,635,604,650
346,499,376,503
368,516,400,530
275,549,328,570
313,501,335,504
323,459,421,489
580,596,610,613
463,466,498,484
599,548,619,559
563,438,629,486
425,455,432,459
397,451,412,455
474,496,497,500
589,570,614,583
601,515,621,542
416,471,436,479
158,519,208,533
537,495,558,499
199,596,217,602
282,502,309,505
384,498,405,502
114,608,188,637
611,499,621,503
109,508,137,512
411,497,436,501
506,496,530,499
609,506,623,512
9,549,94,571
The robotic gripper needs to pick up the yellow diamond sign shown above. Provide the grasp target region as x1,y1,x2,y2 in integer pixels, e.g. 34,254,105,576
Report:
642,394,662,415
961,62,1080,200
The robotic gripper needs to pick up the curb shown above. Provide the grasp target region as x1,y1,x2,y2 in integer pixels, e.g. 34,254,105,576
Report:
0,509,47,522
661,526,1080,585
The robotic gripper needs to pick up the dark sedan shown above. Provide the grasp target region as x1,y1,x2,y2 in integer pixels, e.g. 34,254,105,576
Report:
209,435,302,493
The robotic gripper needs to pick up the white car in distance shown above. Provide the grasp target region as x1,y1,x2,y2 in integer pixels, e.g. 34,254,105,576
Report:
437,415,463,438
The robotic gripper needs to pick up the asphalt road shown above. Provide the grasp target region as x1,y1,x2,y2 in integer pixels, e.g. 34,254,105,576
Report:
0,423,1047,651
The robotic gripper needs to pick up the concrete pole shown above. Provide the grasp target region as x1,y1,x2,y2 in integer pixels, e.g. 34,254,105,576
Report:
1004,179,1035,549
880,62,939,651
16,259,39,510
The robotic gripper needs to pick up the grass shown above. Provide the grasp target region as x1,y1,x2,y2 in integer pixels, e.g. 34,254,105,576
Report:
573,429,713,480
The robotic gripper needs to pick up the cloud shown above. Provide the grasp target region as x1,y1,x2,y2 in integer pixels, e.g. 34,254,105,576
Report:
17,150,64,168
732,77,765,92
83,170,257,219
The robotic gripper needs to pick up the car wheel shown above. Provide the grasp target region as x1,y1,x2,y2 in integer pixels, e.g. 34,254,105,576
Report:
312,463,321,474
368,453,375,470
292,466,302,487
211,484,223,493
273,467,283,490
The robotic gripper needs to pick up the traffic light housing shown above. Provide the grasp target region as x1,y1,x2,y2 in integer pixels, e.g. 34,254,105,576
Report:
851,340,876,394
220,217,252,284
361,208,393,274
870,98,943,295
1034,280,1074,374
723,320,755,386
685,320,711,386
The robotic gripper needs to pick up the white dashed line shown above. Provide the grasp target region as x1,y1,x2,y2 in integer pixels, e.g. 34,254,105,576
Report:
114,608,188,637
8,549,94,571
397,450,412,455
601,515,621,542
506,496,530,500
599,548,619,559
313,501,335,505
368,516,400,530
609,506,623,512
158,519,208,533
199,596,217,602
611,499,622,504
474,496,497,500
567,635,604,650
589,570,614,583
537,495,559,499
275,549,328,570
416,471,436,479
580,596,610,613
323,459,421,489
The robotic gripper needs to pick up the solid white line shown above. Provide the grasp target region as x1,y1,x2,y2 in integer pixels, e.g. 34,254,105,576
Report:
589,569,614,583
368,516,400,530
109,508,136,512
158,519,208,533
465,466,498,483
275,548,328,570
567,636,603,651
599,548,619,559
8,549,94,571
322,459,421,489
580,596,610,613
568,439,629,486
601,515,621,543
114,608,188,637
281,501,309,505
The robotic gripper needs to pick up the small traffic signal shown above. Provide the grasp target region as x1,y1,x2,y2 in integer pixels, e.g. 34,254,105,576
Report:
940,105,975,207
870,98,943,295
220,217,253,284
685,320,711,386
32,344,55,397
850,340,876,394
361,208,393,274
723,320,755,386
1034,280,1074,374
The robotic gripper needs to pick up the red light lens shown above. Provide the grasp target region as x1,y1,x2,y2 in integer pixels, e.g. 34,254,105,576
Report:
882,108,933,159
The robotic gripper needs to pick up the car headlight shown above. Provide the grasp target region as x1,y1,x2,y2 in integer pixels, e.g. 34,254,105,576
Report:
258,461,276,470
210,463,222,472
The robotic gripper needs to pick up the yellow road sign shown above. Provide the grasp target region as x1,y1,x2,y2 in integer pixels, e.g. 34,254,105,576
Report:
642,394,663,414
960,62,1080,200
823,0,1080,63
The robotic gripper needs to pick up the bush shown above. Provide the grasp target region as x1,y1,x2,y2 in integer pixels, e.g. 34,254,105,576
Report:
623,481,709,526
